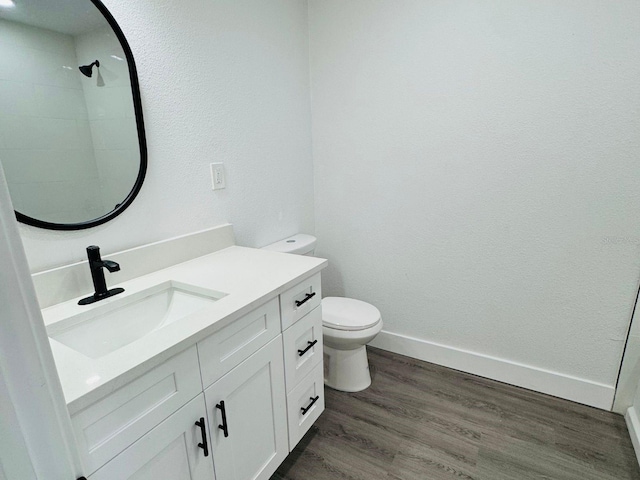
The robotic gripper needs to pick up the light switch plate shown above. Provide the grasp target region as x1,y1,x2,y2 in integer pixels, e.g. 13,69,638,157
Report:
210,163,226,190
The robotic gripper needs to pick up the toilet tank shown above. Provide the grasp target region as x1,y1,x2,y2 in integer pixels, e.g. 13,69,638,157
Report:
262,234,317,256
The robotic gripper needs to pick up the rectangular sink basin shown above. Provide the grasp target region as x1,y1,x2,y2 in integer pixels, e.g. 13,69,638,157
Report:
48,281,227,359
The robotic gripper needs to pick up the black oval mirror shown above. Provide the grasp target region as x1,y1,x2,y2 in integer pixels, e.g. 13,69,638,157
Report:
0,0,147,230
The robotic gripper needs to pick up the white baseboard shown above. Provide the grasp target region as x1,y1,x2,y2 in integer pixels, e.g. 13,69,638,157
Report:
369,330,615,410
626,407,640,467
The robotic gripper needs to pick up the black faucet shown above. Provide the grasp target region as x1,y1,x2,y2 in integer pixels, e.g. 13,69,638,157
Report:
78,246,125,305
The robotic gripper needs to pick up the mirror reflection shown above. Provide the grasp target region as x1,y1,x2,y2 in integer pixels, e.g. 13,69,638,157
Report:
0,0,143,226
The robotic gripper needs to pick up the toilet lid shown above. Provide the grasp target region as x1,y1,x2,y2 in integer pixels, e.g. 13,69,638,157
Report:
322,297,381,331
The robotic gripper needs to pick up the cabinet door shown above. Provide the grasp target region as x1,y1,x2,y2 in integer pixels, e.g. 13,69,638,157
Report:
205,335,287,480
73,346,202,475
89,394,215,480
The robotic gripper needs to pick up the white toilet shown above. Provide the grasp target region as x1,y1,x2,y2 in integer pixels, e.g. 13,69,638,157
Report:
263,234,383,392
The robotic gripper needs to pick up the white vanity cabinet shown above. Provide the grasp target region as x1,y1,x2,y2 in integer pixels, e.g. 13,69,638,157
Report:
72,346,204,475
89,395,214,480
281,305,325,450
279,273,325,451
203,336,288,480
72,273,324,480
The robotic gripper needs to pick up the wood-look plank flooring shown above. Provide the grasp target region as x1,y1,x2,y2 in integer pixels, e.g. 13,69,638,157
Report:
272,347,640,480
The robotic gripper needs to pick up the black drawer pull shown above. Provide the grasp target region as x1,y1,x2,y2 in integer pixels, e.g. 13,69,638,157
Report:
216,401,229,438
295,292,316,307
298,340,318,356
195,417,209,457
301,395,320,415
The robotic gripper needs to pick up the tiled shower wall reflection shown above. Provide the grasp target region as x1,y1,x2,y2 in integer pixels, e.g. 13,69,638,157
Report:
0,19,138,223
0,18,103,222
75,27,139,214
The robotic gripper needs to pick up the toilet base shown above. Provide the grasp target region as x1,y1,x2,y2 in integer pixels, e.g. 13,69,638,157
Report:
323,344,371,392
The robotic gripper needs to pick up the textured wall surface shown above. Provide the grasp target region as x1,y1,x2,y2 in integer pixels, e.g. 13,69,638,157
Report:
11,0,640,402
309,0,640,388
18,0,314,272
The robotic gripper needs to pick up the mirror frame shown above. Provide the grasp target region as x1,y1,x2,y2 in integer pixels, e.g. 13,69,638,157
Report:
14,0,147,231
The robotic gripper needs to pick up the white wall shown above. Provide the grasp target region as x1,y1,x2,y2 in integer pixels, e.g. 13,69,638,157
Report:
309,0,640,407
0,19,104,223
10,0,640,410
17,0,314,272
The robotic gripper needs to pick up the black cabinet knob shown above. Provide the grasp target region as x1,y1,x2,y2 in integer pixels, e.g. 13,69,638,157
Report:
217,401,229,438
298,340,318,356
295,292,316,307
301,395,320,415
195,417,209,457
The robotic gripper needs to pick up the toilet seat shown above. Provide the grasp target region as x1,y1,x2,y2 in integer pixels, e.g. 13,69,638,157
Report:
322,297,381,331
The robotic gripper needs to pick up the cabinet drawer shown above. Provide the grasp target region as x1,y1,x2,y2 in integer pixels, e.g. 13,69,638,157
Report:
73,346,202,475
198,297,280,389
283,306,323,392
286,363,325,451
280,273,321,330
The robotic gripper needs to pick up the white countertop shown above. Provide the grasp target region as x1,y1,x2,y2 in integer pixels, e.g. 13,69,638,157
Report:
43,246,327,414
